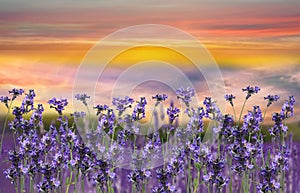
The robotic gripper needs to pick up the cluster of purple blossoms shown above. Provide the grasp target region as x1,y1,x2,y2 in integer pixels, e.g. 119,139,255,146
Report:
185,107,205,134
132,97,147,121
94,104,109,116
280,95,295,119
167,101,180,124
0,86,297,193
269,112,287,138
48,97,68,115
0,96,11,108
264,94,280,107
243,106,263,134
175,87,195,107
128,169,152,190
218,114,235,142
9,88,24,101
152,168,176,193
257,147,290,193
152,93,168,103
203,97,223,122
257,164,280,192
203,158,229,190
0,88,24,108
112,96,134,116
269,96,295,138
242,85,260,100
21,89,36,112
98,107,116,134
225,94,236,107
75,93,90,106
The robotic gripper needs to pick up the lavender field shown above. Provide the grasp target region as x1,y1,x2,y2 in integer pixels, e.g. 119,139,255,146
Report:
0,86,299,193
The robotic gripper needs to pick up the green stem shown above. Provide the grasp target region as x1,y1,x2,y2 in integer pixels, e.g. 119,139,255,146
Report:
81,177,85,193
237,98,247,127
96,186,101,193
146,106,158,149
187,158,192,193
14,183,18,193
74,170,79,193
142,183,146,193
232,105,237,122
30,177,34,193
0,100,13,154
193,169,201,193
66,172,73,193
85,105,94,131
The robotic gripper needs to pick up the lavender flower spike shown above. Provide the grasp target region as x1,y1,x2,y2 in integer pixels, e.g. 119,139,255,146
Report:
75,93,90,106
242,85,260,100
264,94,280,107
225,94,236,107
176,87,195,107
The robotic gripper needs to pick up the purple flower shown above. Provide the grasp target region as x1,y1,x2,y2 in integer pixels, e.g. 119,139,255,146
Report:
21,89,36,112
269,112,287,138
94,104,109,116
98,108,116,134
186,107,205,133
167,101,180,124
48,97,68,115
75,93,90,106
204,158,229,190
242,85,260,100
280,95,295,119
225,94,235,107
176,87,195,107
112,96,134,116
128,169,152,190
243,106,263,134
219,114,234,141
264,94,280,107
257,165,280,192
9,88,24,100
152,94,168,102
152,94,168,106
71,111,86,120
132,97,147,121
203,97,223,121
0,96,11,108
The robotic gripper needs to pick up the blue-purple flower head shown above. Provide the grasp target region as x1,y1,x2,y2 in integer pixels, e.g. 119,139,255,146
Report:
225,94,236,107
264,94,280,107
176,87,195,107
132,97,147,121
0,96,11,108
203,97,223,121
75,93,90,106
48,97,68,115
280,95,295,119
152,94,168,106
71,111,86,120
167,101,180,124
94,104,109,116
242,85,260,100
128,169,152,188
258,165,281,192
269,112,287,137
21,89,36,112
9,88,24,101
243,106,263,133
112,96,134,116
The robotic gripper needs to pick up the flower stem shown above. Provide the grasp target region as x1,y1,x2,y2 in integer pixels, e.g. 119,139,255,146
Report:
81,176,85,193
237,98,247,127
0,100,13,154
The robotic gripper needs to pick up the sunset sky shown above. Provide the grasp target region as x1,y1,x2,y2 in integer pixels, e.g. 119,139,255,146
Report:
0,0,299,122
